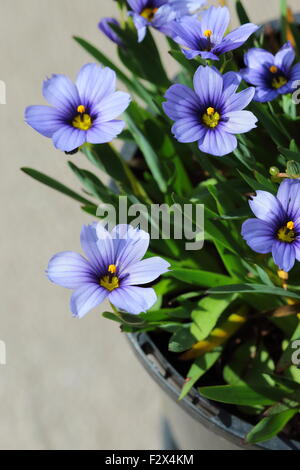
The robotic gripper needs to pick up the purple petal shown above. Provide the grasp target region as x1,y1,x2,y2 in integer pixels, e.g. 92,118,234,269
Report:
171,117,206,143
249,191,285,223
240,68,268,88
52,125,86,152
215,23,259,55
241,218,274,254
127,0,148,12
70,283,108,318
200,6,230,42
47,251,96,289
76,64,116,108
163,84,200,120
198,51,220,61
275,42,295,72
122,257,171,286
130,12,148,42
294,237,300,262
222,72,242,101
169,0,206,17
87,120,125,144
43,74,80,114
98,18,124,47
95,224,115,268
95,91,131,122
221,110,257,134
193,66,223,106
25,105,64,138
171,16,206,51
198,128,237,156
254,87,279,102
109,286,157,314
277,178,300,220
110,225,150,273
290,63,300,81
80,224,109,274
152,4,176,31
272,241,296,272
243,48,274,69
222,87,255,113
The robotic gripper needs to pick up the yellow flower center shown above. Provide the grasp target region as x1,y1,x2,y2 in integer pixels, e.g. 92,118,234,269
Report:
272,76,288,89
269,65,278,74
202,107,220,128
141,7,158,21
204,29,213,38
72,105,92,131
100,265,119,291
277,221,295,243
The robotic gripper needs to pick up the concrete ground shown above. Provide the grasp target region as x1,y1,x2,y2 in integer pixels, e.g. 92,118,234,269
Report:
0,0,299,450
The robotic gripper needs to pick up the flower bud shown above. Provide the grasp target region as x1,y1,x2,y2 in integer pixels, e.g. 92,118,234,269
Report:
269,166,280,177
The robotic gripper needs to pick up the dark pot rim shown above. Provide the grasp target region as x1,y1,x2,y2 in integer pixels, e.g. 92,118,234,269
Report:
127,332,300,451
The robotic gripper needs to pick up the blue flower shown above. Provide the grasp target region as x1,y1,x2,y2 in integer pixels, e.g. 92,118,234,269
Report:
25,64,131,153
170,6,258,60
240,42,300,102
127,0,177,42
242,179,300,272
163,66,257,156
47,224,171,318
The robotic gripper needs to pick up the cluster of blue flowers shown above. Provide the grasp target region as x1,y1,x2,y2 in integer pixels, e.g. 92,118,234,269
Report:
24,1,300,317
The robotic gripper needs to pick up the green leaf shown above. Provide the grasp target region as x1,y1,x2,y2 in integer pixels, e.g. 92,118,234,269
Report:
251,102,290,147
168,324,196,353
280,0,288,43
21,167,94,206
115,26,169,88
246,409,298,444
198,384,286,406
82,144,150,202
279,146,300,163
238,169,276,193
236,0,251,25
169,268,235,288
191,294,234,342
224,341,275,388
179,349,222,400
207,284,300,300
277,322,300,371
124,107,167,193
68,161,116,203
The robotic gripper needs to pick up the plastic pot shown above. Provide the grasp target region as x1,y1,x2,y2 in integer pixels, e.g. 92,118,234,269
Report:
127,332,300,451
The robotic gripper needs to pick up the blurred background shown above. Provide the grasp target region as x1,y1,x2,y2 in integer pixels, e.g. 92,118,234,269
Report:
0,0,299,450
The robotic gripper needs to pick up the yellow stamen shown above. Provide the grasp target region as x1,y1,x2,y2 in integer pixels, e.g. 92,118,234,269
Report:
100,275,119,292
202,107,220,128
277,221,296,243
141,7,158,21
278,269,288,281
108,264,117,274
72,113,92,131
77,105,86,114
204,29,213,38
269,65,278,74
272,76,288,89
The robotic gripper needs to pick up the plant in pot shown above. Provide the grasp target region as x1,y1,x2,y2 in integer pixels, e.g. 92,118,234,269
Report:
23,0,300,449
